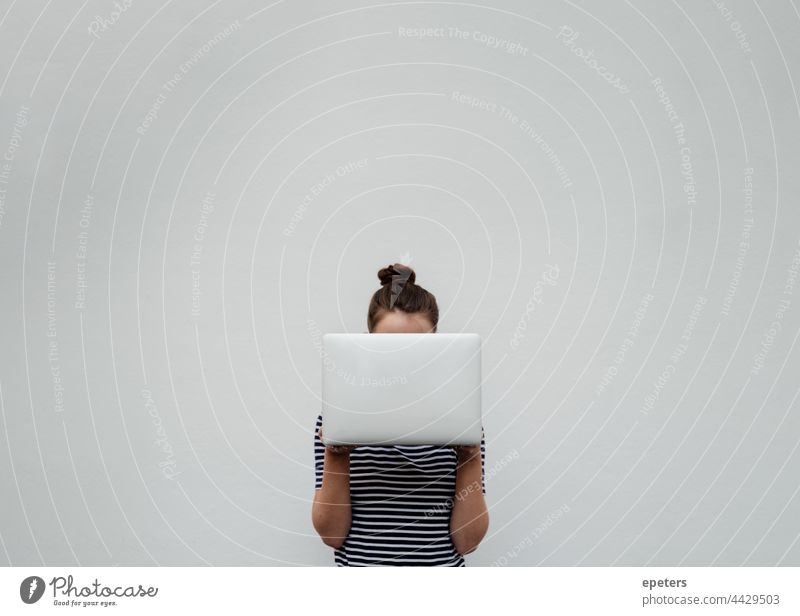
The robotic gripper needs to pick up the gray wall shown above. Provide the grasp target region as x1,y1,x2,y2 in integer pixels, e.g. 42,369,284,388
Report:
1,0,799,566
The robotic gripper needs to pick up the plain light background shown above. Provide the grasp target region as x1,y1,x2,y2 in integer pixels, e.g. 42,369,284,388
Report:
1,0,799,565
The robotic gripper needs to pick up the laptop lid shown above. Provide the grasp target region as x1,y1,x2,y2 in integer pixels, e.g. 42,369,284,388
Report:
320,333,482,445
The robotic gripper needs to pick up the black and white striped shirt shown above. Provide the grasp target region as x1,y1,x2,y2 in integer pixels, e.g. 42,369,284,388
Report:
314,413,485,566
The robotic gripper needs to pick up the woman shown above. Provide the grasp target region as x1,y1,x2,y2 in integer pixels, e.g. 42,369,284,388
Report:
311,263,489,566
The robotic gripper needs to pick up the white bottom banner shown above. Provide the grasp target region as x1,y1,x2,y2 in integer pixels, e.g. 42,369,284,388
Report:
1,566,797,615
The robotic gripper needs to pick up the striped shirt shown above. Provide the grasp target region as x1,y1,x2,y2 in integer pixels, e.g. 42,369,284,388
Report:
314,413,485,566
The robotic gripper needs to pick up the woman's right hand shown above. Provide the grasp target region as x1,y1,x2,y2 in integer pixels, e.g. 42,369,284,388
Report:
319,427,355,455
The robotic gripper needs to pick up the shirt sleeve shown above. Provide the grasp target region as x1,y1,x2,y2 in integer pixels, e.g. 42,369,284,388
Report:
480,427,486,495
314,413,324,490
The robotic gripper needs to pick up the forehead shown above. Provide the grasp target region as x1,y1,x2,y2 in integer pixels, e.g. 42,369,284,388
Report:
373,310,433,333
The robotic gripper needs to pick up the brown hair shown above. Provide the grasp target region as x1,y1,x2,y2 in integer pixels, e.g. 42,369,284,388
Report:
367,263,439,332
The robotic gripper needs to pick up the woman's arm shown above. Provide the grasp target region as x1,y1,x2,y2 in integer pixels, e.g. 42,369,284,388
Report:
311,428,352,549
449,445,489,555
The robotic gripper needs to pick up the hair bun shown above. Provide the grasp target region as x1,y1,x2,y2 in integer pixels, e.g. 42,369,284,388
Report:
378,263,416,286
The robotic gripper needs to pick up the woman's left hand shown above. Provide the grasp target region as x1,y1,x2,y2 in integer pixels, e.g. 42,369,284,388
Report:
451,443,481,463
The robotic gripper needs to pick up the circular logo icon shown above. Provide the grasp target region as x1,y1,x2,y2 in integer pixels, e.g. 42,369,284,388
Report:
20,576,46,604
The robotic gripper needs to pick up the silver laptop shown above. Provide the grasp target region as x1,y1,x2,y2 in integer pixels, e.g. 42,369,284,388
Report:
320,333,482,446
